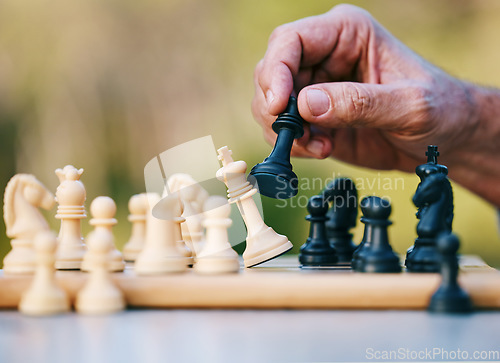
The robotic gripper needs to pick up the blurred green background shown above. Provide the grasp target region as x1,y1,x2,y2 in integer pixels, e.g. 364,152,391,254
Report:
0,0,499,267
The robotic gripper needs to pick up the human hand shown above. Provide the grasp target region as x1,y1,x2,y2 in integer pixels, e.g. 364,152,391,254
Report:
252,4,477,173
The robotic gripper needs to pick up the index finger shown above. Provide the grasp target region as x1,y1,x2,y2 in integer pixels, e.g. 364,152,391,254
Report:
257,9,341,116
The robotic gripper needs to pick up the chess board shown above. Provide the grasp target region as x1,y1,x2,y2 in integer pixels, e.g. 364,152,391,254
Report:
0,255,499,310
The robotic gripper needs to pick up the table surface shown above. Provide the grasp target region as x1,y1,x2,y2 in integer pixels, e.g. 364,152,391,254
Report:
1,309,500,363
2,256,500,363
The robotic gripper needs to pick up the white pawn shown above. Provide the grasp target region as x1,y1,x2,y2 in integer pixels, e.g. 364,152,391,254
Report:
194,196,239,274
19,231,70,315
75,230,125,314
81,197,124,272
161,185,194,261
135,193,191,274
123,193,149,262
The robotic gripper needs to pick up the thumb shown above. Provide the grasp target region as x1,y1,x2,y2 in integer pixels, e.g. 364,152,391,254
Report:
297,82,428,131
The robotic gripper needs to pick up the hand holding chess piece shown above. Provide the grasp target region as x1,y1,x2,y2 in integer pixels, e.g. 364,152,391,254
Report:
249,96,304,199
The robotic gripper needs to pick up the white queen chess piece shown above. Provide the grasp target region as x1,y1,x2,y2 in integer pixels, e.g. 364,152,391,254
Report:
54,165,87,270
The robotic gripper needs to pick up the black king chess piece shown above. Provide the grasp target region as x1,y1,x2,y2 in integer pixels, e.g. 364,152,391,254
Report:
299,195,338,267
248,96,304,199
322,178,358,264
406,146,453,273
428,233,473,313
353,196,401,273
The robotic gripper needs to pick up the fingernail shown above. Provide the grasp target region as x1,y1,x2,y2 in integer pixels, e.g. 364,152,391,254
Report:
306,139,325,156
266,89,275,109
306,89,330,116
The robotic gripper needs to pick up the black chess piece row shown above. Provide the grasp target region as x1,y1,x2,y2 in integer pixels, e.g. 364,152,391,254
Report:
299,178,358,266
299,192,401,273
299,146,457,273
298,191,472,313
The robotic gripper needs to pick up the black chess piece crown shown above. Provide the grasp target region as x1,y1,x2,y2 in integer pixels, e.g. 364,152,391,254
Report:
248,96,304,199
415,145,448,180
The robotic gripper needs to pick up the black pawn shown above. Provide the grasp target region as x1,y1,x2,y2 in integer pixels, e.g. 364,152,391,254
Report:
352,196,378,271
299,195,338,266
248,96,304,199
351,224,371,271
428,233,473,313
322,178,358,264
356,196,401,273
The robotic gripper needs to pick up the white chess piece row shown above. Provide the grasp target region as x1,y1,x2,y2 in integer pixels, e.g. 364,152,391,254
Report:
2,165,241,278
134,192,240,275
2,165,129,274
19,230,125,316
19,190,242,316
55,167,125,272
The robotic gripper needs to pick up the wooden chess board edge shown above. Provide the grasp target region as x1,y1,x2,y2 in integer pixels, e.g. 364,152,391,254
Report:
0,263,499,310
